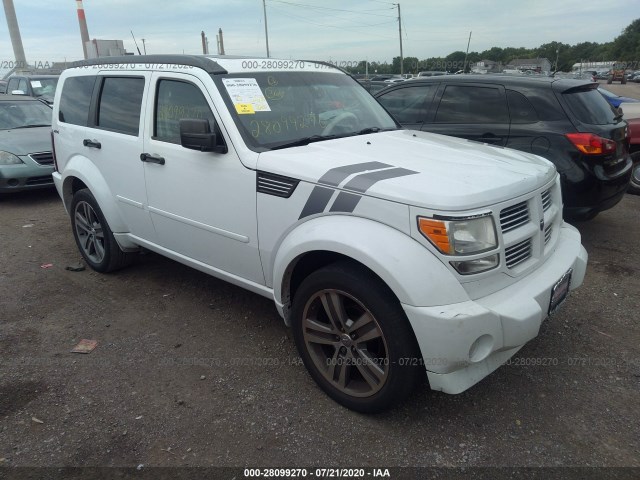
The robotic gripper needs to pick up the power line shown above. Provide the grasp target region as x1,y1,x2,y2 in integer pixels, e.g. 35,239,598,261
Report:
268,0,396,18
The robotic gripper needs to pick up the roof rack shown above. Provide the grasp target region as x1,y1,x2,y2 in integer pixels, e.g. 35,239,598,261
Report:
70,55,228,75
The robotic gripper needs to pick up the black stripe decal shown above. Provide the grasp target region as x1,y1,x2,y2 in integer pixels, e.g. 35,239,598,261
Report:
343,168,418,193
298,186,334,219
329,192,362,213
318,162,392,187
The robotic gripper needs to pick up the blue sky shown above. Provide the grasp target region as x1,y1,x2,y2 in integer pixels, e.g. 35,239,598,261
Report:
1,0,638,66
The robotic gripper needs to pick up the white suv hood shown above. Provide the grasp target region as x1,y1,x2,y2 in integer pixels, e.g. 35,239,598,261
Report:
257,129,556,211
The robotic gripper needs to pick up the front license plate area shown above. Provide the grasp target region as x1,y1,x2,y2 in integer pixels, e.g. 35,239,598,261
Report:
548,268,572,315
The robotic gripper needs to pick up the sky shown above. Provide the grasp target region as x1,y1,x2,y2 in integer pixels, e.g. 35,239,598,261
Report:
1,0,638,69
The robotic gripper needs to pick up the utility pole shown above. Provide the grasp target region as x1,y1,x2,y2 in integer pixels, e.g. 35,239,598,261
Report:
201,31,207,54
263,0,270,58
218,28,225,55
2,0,27,71
142,38,147,55
463,31,472,73
396,3,403,75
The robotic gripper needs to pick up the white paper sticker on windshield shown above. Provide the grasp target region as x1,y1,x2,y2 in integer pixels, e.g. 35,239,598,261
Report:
30,81,42,88
222,78,271,114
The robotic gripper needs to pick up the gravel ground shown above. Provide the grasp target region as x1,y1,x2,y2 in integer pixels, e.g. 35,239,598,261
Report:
1,83,640,477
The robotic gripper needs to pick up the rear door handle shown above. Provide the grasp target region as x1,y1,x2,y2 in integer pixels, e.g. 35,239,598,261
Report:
140,153,165,165
83,139,101,149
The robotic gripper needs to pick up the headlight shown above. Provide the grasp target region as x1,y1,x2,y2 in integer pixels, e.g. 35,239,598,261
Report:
418,215,497,255
0,151,24,165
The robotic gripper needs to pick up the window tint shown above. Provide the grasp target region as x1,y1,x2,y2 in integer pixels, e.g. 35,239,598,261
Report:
435,85,508,123
155,80,216,144
58,76,96,126
377,85,434,123
562,88,616,125
97,77,144,135
507,90,538,124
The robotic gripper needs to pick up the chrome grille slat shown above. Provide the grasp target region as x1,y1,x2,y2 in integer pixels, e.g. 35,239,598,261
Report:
544,225,553,244
542,189,552,212
505,238,532,268
500,201,529,233
29,152,54,166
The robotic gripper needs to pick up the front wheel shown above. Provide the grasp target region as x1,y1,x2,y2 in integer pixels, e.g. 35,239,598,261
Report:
629,151,640,195
291,261,423,413
70,189,135,272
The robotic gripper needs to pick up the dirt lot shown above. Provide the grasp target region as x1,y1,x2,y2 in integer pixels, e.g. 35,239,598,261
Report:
1,84,640,477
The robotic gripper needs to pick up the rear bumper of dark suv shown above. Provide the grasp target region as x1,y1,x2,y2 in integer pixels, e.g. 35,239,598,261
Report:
561,155,633,220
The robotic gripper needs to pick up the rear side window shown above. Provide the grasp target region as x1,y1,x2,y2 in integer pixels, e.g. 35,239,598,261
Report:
58,76,96,126
97,77,145,135
154,80,216,144
562,88,617,125
377,85,435,123
435,85,508,123
507,90,538,124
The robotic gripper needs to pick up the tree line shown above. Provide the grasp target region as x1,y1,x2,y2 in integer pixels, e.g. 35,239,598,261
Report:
345,18,640,75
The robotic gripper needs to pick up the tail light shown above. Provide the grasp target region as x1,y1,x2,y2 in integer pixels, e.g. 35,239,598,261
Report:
565,133,616,155
51,130,58,172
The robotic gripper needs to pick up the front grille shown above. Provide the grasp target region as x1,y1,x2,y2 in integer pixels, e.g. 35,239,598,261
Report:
25,175,54,186
257,172,299,198
544,224,553,244
29,152,54,165
541,188,552,211
500,201,529,233
505,238,532,268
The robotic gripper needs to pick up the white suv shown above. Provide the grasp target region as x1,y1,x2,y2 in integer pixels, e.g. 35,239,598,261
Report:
51,55,588,412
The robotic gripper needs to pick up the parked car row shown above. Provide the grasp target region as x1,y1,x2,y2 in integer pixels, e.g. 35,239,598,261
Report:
374,75,635,213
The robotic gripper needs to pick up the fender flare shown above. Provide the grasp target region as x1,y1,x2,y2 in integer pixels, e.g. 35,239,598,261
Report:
60,155,129,234
272,215,469,312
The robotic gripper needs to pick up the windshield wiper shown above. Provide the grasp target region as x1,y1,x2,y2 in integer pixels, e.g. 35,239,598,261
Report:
13,124,51,129
354,126,399,135
269,134,337,150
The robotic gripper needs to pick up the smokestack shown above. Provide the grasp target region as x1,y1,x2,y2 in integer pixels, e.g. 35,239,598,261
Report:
76,0,91,59
201,31,207,54
2,0,27,70
218,28,225,55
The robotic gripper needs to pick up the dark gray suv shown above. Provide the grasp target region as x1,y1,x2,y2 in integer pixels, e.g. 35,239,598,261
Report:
375,75,633,220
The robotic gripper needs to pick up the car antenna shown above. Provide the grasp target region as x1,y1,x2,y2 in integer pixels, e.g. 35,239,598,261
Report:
130,30,142,55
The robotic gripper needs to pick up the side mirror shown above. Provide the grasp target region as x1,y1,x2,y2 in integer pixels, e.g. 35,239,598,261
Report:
179,119,227,154
11,90,26,95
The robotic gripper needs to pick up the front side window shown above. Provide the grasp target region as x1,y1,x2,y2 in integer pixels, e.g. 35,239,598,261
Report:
154,80,216,144
97,77,145,135
18,79,28,93
377,85,435,124
435,85,508,124
215,72,397,151
58,76,96,126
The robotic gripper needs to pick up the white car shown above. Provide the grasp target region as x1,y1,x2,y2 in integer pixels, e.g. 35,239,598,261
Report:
51,55,588,412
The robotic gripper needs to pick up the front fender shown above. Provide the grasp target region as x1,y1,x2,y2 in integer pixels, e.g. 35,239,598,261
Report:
60,155,128,233
272,215,469,310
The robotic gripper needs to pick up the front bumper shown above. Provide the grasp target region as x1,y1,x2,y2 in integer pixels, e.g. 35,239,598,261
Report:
402,222,588,394
0,162,54,193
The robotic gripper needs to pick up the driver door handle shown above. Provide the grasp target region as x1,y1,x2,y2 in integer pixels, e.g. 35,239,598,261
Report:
140,153,165,165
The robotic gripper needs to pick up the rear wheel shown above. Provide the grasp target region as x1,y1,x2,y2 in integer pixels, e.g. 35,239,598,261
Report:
629,151,640,195
70,189,135,272
291,261,423,413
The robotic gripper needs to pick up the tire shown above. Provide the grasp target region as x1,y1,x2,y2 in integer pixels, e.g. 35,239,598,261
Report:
607,77,613,84
629,151,640,195
70,188,135,272
291,261,423,413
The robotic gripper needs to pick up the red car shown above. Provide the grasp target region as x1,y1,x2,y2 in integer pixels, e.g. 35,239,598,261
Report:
629,118,640,194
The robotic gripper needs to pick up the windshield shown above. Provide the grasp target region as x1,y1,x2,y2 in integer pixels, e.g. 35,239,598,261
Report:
0,100,52,129
30,78,59,98
215,71,397,151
